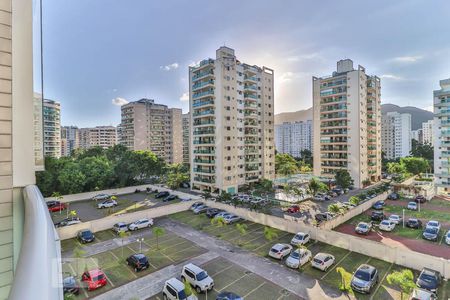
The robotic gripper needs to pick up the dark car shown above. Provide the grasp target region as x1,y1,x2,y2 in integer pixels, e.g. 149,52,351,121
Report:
332,188,344,195
422,227,439,242
371,211,385,221
46,200,61,208
63,275,80,295
351,264,379,294
414,195,426,203
315,212,334,222
416,268,441,293
155,191,170,198
371,200,385,210
163,194,177,202
216,291,243,300
286,205,300,213
126,253,150,272
77,229,95,244
406,218,422,229
206,208,223,218
387,193,399,200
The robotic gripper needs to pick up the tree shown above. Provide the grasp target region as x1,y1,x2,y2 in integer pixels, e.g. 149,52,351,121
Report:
218,191,232,203
264,227,278,242
79,156,113,191
349,196,361,206
336,267,352,293
236,223,248,244
258,179,274,193
300,149,313,168
410,139,433,161
57,162,86,195
275,153,299,176
328,203,344,215
386,269,416,300
202,190,212,201
183,278,197,298
166,163,189,190
211,216,225,227
387,161,407,175
334,169,353,189
307,178,328,196
152,226,166,250
118,230,131,258
400,157,430,175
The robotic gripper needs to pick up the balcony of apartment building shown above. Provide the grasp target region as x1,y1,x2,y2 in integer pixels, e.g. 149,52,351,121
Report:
244,109,259,119
192,97,214,108
192,88,214,101
193,147,215,155
192,108,215,118
320,153,348,160
321,145,348,152
244,128,258,136
244,136,259,145
320,128,347,136
243,93,258,101
193,127,215,136
320,137,348,144
193,176,216,184
320,86,347,97
320,95,347,105
193,156,215,165
319,111,347,121
320,103,347,113
193,137,215,146
193,118,215,127
192,68,215,82
244,119,259,127
320,120,347,129
193,166,216,174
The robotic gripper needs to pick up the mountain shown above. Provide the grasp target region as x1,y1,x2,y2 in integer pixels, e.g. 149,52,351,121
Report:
274,107,312,124
381,104,433,130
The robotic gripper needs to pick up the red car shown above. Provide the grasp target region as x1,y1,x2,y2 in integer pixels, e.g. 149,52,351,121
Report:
47,201,66,212
286,205,300,213
81,269,107,291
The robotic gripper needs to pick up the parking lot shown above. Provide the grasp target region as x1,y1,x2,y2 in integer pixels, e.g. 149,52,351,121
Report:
170,210,450,300
334,196,450,259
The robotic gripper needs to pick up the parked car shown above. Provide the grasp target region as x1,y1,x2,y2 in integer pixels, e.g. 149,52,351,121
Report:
379,220,396,232
426,220,441,231
180,182,190,188
81,269,107,291
48,201,66,212
216,291,243,300
54,217,81,228
445,229,450,245
193,205,209,214
371,211,385,221
311,253,335,271
315,212,334,222
223,214,240,224
163,194,178,202
268,243,293,260
155,191,170,198
355,222,372,235
46,200,60,208
328,191,338,198
92,193,111,201
162,278,196,300
214,212,231,219
190,202,204,211
388,214,402,225
286,205,300,213
372,200,385,210
63,275,80,295
285,248,312,269
290,232,310,246
181,263,214,293
97,199,117,209
341,201,356,209
77,229,95,244
126,253,150,272
387,193,399,200
350,264,379,294
179,196,192,202
128,218,153,231
406,218,422,229
409,288,437,300
414,195,426,204
407,201,418,211
206,208,223,218
422,227,439,242
332,188,344,195
112,222,129,233
416,268,441,294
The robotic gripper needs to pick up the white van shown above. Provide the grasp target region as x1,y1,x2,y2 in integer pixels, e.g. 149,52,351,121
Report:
181,263,214,293
162,278,197,300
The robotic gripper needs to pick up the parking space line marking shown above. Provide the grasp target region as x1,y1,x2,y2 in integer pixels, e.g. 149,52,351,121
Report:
253,232,291,252
124,264,138,279
438,232,446,245
217,273,249,292
68,263,89,298
209,264,233,277
321,251,352,280
90,257,115,287
243,282,266,298
109,250,120,261
370,262,394,300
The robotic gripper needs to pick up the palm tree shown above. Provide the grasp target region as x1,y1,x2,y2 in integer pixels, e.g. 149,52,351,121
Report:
202,190,211,201
236,223,248,244
308,178,328,196
349,196,361,206
211,216,225,227
328,203,343,215
336,266,351,292
152,226,166,250
183,279,197,298
386,269,416,300
118,230,131,258
264,227,278,242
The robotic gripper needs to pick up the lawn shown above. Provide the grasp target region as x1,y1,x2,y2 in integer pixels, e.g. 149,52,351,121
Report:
383,205,450,223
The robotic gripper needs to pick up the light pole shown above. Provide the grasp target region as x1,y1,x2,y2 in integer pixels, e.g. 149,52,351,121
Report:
137,238,144,253
402,209,405,228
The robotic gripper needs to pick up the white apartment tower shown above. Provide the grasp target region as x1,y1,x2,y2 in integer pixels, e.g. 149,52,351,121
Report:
189,46,275,194
422,120,434,145
381,112,411,159
43,99,61,158
275,120,312,158
434,78,450,195
182,113,190,164
313,59,382,188
61,125,79,156
119,99,183,164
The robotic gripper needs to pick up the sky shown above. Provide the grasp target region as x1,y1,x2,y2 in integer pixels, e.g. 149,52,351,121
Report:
35,0,450,127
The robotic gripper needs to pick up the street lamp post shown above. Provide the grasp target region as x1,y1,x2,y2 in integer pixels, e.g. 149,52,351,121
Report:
137,238,144,253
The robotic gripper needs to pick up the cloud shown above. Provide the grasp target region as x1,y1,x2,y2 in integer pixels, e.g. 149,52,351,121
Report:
160,62,179,71
287,53,321,62
392,56,423,63
423,105,433,112
179,92,189,102
278,71,307,83
380,74,404,81
188,60,201,67
111,97,129,106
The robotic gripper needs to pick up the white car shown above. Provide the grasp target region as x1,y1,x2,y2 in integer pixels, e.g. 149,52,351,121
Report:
446,230,450,245
410,288,437,300
190,202,204,211
379,220,396,232
223,214,240,224
92,193,111,201
128,218,153,231
181,263,214,293
407,201,418,211
290,232,310,246
268,243,292,260
163,278,197,300
112,222,129,233
214,212,231,219
285,248,312,269
426,220,441,231
311,253,335,271
179,196,192,202
388,214,402,225
97,199,117,209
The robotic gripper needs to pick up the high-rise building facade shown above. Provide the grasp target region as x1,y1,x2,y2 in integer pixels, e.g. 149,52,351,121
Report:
119,99,183,164
33,93,44,170
313,59,381,188
182,112,190,164
275,120,312,158
381,112,411,159
61,125,79,156
189,46,275,194
79,126,117,150
411,129,423,143
43,99,61,158
422,120,434,145
434,78,450,195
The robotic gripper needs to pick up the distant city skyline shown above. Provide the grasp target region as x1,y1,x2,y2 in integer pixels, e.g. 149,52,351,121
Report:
36,0,450,127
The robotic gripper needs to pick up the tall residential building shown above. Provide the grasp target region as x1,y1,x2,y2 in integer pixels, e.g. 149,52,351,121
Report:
381,112,411,159
43,99,61,158
189,46,275,194
434,78,450,195
422,120,434,145
61,126,79,156
313,59,382,188
79,126,117,149
119,98,183,164
411,129,423,143
275,120,312,158
182,112,190,164
33,93,44,170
